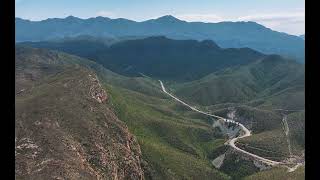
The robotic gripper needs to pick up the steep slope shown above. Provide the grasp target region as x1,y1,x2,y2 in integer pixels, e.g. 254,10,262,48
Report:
15,46,232,179
19,36,265,81
106,84,230,180
172,55,304,107
15,16,304,62
163,55,304,165
157,79,304,178
15,44,304,179
15,46,145,179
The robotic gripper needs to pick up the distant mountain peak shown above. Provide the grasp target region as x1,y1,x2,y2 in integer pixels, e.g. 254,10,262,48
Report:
65,15,80,20
94,16,111,20
154,15,182,22
60,15,83,23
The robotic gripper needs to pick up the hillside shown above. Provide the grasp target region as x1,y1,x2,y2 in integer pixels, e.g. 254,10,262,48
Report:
244,166,304,180
15,15,304,62
19,36,265,81
16,46,234,179
159,55,305,167
171,55,304,107
15,43,305,179
15,46,145,179
17,35,149,57
286,111,305,155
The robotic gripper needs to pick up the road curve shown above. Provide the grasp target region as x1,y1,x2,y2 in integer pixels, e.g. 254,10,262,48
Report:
159,80,282,166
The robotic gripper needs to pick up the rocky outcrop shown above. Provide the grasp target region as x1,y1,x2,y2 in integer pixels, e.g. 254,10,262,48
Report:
15,47,145,179
89,74,108,103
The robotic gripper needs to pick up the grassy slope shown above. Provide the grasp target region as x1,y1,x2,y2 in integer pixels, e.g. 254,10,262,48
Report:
17,46,304,179
244,166,305,180
167,56,304,165
172,55,304,108
105,84,230,180
97,55,304,179
236,129,289,161
109,72,303,179
286,111,305,155
16,46,232,179
250,85,305,110
208,105,290,161
18,36,264,81
16,65,145,179
220,152,260,179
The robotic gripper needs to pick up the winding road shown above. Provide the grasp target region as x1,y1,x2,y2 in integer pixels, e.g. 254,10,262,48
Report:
159,80,286,167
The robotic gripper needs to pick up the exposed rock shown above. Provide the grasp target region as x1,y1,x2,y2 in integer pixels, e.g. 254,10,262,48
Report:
15,48,145,179
89,74,108,103
212,153,226,169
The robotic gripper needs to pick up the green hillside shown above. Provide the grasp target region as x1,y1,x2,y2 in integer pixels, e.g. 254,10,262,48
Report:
16,46,233,179
244,166,304,180
287,111,305,155
15,48,145,179
105,83,230,179
18,36,265,81
15,45,304,179
172,55,304,108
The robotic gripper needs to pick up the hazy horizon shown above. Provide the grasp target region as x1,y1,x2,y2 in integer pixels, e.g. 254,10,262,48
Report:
15,0,304,35
15,14,305,37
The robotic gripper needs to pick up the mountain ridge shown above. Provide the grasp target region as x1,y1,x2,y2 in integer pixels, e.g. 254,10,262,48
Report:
15,44,305,179
15,15,304,62
15,46,145,179
18,36,267,81
171,54,304,107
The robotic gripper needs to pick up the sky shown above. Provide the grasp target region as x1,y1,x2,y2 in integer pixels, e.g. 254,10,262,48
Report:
15,0,305,35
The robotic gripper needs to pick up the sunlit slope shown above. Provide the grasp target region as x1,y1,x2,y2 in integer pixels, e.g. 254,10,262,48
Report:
172,55,304,108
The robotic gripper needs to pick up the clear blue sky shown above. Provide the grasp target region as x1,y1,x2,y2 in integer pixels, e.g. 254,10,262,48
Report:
15,0,305,35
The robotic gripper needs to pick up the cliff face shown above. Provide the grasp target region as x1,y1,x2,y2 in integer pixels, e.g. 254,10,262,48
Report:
15,46,145,179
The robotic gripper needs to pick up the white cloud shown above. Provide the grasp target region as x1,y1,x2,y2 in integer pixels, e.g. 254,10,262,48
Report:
237,12,305,35
176,13,225,23
175,11,305,35
237,12,304,23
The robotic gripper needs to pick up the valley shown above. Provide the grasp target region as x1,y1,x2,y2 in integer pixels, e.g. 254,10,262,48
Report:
13,0,308,177
15,34,305,179
159,80,303,169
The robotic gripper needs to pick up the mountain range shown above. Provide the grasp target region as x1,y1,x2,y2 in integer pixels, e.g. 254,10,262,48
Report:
16,38,305,179
15,44,304,179
15,14,305,179
19,36,268,81
16,15,304,63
